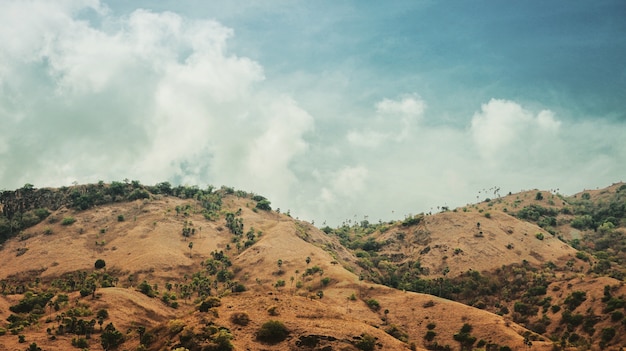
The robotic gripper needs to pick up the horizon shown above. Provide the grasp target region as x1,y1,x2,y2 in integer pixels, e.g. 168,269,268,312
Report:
1,1,625,226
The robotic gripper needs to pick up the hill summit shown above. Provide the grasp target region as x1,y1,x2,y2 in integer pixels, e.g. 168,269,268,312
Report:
1,181,626,351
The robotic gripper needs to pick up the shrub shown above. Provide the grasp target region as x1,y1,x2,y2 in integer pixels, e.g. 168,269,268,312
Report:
601,327,615,343
61,217,76,225
354,333,376,351
256,320,289,343
402,215,422,227
424,330,437,341
255,199,272,211
198,297,221,312
117,215,125,222
168,320,185,334
385,324,408,342
94,259,106,270
535,233,544,240
231,312,250,326
611,311,624,322
72,337,89,348
366,299,380,311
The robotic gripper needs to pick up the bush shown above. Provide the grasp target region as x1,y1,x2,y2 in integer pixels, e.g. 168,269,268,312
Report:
256,320,289,343
231,312,250,326
94,259,106,270
354,333,376,351
366,299,380,311
198,297,221,312
255,199,272,211
72,337,89,348
424,330,437,341
117,215,125,222
535,233,544,240
61,217,76,225
168,320,185,334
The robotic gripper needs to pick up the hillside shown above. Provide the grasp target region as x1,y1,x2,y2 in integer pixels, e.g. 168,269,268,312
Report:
0,182,625,350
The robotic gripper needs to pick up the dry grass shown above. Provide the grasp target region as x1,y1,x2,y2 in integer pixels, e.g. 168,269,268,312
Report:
0,190,616,350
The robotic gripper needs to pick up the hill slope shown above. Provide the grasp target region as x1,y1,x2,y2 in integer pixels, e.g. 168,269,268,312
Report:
0,182,625,350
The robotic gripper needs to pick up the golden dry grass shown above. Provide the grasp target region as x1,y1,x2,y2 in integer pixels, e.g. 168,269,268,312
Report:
0,191,617,350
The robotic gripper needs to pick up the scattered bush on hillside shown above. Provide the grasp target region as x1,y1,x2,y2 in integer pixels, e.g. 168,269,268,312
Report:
564,291,587,311
231,312,250,326
402,215,423,227
9,292,54,314
366,299,381,311
168,320,186,335
354,333,376,351
137,281,158,298
94,259,106,270
101,323,124,350
385,324,408,342
453,324,477,351
256,320,289,343
424,330,437,341
61,217,76,225
198,297,222,312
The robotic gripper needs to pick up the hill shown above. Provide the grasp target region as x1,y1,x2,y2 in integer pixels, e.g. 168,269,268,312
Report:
0,181,625,350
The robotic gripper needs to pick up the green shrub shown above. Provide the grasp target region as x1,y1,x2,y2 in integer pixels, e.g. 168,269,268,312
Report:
535,233,544,240
198,297,221,312
94,259,106,269
256,320,289,343
72,337,89,348
61,217,76,225
255,199,272,211
366,299,380,311
354,333,376,351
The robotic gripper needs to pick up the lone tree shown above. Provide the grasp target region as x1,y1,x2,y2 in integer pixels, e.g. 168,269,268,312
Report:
95,259,106,270
188,242,194,258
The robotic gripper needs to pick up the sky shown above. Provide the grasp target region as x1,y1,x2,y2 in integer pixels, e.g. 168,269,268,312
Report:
1,1,625,226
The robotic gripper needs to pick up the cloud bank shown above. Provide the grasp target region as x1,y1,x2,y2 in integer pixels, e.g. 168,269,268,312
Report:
1,1,625,226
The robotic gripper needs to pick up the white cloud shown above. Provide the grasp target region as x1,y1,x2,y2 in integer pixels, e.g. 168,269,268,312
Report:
0,1,311,206
347,94,426,146
1,1,625,228
470,98,561,161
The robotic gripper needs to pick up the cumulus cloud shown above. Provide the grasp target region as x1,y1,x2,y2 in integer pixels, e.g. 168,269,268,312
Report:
470,98,561,162
1,1,625,227
346,94,425,147
0,0,311,207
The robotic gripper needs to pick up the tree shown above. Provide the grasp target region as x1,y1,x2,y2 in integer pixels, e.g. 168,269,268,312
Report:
94,259,106,270
188,242,194,258
277,259,283,272
306,256,311,266
101,323,124,350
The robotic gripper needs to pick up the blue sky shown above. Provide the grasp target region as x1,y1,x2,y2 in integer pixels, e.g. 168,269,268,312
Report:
1,1,625,225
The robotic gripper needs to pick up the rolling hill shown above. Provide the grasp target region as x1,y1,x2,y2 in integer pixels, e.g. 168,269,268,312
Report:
0,181,625,350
